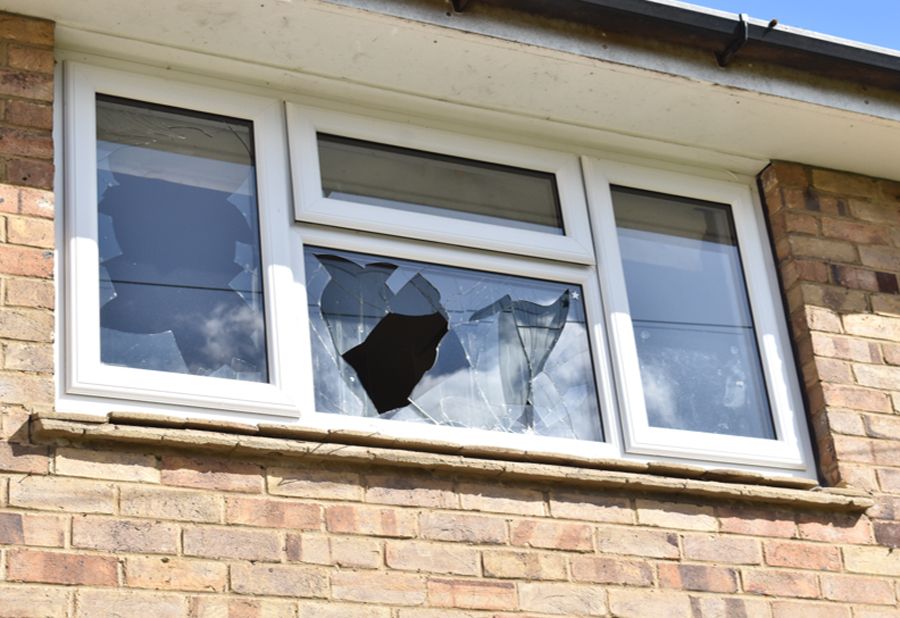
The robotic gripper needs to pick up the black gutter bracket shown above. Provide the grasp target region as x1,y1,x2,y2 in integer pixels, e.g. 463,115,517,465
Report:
451,0,471,12
716,12,749,67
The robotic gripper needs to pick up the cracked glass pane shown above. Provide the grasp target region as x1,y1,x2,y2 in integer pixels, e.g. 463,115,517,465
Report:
305,247,603,440
317,134,564,234
612,186,775,439
96,95,267,381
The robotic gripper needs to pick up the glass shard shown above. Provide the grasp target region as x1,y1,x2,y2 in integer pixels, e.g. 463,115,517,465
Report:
317,133,564,234
612,186,775,439
96,95,267,381
305,247,603,441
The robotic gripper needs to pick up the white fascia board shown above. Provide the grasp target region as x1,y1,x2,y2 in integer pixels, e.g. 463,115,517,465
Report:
12,0,900,181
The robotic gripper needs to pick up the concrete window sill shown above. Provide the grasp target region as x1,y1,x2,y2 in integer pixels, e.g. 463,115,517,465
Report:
31,411,873,512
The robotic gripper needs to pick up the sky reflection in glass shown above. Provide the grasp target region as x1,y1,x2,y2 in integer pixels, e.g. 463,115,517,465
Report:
613,187,775,439
304,247,603,441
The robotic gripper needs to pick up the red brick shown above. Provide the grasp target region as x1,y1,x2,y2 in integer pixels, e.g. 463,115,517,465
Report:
192,597,297,618
797,512,873,544
510,519,593,552
9,475,115,513
419,511,507,544
427,578,517,611
483,549,567,580
717,505,797,538
682,534,761,564
8,44,54,73
225,496,321,529
125,556,227,592
0,510,24,543
519,582,607,615
0,244,52,277
5,277,53,308
570,554,653,586
821,217,891,244
0,126,52,159
7,548,117,586
331,571,426,606
0,372,53,406
0,586,70,617
55,446,159,482
120,486,222,522
658,563,738,593
183,526,282,562
386,540,479,575
230,563,328,598
325,504,416,538
21,512,66,547
75,590,184,618
0,441,48,473
18,187,53,217
764,540,842,571
73,515,179,554
7,214,53,248
287,533,382,569
742,569,820,598
820,573,895,605
608,589,691,618
6,100,52,130
821,383,892,413
160,454,263,493
596,525,680,559
9,158,54,190
0,15,54,45
771,601,850,618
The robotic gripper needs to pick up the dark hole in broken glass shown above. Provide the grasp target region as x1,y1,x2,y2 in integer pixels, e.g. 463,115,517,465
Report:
305,247,603,441
96,95,268,381
317,133,565,234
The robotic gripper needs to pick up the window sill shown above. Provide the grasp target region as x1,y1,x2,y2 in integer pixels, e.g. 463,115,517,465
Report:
32,411,872,512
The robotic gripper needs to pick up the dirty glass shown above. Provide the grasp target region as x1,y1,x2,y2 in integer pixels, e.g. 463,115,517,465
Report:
96,95,267,381
613,187,775,439
317,133,564,234
304,247,603,440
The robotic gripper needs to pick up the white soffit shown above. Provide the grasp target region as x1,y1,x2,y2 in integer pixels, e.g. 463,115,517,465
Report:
11,0,900,181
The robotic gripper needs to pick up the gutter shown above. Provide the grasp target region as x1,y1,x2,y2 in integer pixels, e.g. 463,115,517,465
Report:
457,0,900,76
578,0,900,70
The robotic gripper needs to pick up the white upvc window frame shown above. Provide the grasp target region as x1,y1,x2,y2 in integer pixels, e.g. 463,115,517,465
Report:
63,62,305,416
583,158,813,470
287,104,596,265
289,225,622,460
60,59,814,477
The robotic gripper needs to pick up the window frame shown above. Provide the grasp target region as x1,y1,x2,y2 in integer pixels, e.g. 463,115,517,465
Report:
60,60,814,477
287,104,596,265
583,158,813,470
63,62,305,416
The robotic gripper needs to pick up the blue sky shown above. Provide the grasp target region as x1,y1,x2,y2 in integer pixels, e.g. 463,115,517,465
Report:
685,1,900,51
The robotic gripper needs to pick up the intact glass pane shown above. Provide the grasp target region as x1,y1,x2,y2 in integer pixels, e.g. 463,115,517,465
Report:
317,133,564,234
612,187,775,439
304,247,603,441
96,95,268,382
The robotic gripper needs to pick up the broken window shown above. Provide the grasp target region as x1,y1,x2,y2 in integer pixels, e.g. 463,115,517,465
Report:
612,187,775,439
96,96,267,381
304,247,603,441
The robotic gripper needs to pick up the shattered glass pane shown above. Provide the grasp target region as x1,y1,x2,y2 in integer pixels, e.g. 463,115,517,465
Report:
305,247,603,441
613,186,775,439
318,134,564,234
96,95,267,381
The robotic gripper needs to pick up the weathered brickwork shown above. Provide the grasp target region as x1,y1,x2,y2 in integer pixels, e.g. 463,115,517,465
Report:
2,9,900,617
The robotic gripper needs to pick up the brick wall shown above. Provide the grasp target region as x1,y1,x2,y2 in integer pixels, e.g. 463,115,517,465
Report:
4,9,900,618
